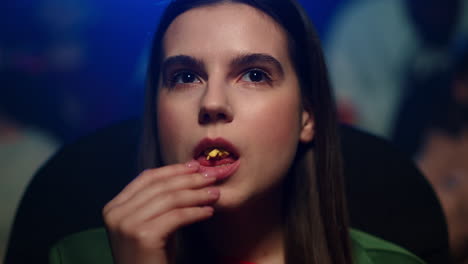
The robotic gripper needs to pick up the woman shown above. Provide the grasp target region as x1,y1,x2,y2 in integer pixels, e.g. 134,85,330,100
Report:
49,0,425,263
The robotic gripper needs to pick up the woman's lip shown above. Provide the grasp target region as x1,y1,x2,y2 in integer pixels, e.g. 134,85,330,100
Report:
193,137,240,159
196,159,240,181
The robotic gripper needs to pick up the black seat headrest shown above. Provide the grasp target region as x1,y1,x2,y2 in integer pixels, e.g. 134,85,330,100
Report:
5,119,451,264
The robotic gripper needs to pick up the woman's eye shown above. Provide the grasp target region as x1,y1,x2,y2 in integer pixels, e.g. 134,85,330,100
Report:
172,71,201,84
241,69,270,83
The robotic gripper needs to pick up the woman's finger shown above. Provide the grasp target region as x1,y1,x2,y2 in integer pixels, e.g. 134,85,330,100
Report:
104,161,199,212
104,173,217,222
125,206,215,250
105,172,217,217
108,187,219,229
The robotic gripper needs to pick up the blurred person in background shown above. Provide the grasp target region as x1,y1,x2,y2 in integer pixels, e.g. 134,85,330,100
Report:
325,0,468,138
0,70,60,262
0,0,165,261
0,0,90,261
1,0,94,142
2,0,152,143
392,38,468,264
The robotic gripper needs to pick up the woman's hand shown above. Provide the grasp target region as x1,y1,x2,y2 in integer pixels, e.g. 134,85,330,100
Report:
103,161,219,264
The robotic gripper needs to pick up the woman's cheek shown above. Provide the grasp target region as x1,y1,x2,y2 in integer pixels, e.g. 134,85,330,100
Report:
157,99,191,164
246,95,302,164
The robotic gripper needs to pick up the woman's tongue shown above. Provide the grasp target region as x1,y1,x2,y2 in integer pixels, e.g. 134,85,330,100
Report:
197,155,236,167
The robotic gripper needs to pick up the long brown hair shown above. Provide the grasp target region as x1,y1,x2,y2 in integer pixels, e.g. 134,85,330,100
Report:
140,0,352,263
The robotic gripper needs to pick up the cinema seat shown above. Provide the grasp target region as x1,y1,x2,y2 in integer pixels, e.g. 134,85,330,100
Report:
4,119,451,264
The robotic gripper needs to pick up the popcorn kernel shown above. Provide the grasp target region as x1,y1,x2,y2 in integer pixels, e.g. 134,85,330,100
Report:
205,148,230,160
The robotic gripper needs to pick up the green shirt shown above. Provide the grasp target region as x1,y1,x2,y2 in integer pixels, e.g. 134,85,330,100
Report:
49,228,426,264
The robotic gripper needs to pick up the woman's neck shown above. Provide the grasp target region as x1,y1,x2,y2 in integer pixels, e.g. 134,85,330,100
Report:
200,189,285,264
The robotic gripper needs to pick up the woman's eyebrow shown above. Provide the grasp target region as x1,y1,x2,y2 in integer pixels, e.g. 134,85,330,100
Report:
161,55,205,72
230,53,284,76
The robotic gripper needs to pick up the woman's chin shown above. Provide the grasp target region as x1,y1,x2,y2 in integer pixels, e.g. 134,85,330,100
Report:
211,188,250,212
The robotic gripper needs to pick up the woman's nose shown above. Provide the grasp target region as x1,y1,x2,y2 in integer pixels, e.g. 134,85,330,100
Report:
198,83,233,125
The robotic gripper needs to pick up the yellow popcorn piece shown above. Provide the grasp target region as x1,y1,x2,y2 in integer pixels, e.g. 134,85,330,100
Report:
205,148,230,160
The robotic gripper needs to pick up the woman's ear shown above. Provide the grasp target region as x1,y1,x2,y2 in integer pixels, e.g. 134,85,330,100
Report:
300,110,314,143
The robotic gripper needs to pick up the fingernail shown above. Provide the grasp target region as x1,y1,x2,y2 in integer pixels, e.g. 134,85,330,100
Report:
202,170,217,178
203,206,214,214
201,206,214,215
185,161,199,169
207,188,220,197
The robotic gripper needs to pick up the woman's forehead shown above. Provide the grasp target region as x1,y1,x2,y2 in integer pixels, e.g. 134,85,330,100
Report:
162,2,291,65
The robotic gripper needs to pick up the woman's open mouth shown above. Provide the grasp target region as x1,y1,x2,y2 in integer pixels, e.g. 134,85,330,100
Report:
193,138,240,180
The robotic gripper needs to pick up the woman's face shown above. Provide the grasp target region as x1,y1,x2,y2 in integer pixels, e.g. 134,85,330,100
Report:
157,2,314,209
